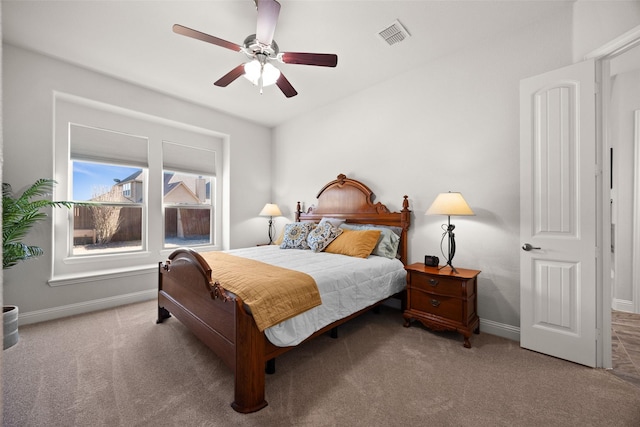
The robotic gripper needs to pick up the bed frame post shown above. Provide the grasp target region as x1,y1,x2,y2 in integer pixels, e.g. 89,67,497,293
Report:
156,262,172,324
231,300,268,413
295,201,302,222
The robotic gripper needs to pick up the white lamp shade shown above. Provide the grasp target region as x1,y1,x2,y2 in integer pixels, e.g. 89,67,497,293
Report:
426,192,474,216
243,61,281,87
259,203,282,217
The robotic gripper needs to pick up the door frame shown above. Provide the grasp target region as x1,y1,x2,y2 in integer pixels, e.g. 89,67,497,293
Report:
585,25,640,369
635,110,640,314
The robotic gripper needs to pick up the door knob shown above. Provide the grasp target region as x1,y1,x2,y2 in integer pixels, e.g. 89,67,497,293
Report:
522,243,541,251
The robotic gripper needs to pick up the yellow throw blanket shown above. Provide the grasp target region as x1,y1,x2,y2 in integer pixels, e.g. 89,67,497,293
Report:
200,251,321,331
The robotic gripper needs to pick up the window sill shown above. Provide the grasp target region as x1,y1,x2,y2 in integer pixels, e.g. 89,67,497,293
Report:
63,251,152,264
49,264,157,287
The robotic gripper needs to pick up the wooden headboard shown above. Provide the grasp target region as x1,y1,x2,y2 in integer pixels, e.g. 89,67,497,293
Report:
295,174,411,264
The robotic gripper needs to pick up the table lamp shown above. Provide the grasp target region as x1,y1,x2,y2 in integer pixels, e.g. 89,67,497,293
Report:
259,203,282,244
426,192,474,273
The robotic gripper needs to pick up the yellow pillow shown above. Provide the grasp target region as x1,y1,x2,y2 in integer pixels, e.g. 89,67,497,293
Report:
274,227,285,245
324,229,381,258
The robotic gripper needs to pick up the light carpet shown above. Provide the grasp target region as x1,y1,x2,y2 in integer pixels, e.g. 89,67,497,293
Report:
3,300,640,426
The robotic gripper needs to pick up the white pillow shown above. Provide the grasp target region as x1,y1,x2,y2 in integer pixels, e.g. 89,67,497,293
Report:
319,217,346,228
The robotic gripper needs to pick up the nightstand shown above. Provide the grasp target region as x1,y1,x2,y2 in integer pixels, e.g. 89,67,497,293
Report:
403,263,480,348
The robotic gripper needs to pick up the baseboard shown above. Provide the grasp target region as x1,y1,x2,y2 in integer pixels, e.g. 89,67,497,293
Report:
18,290,523,343
18,289,157,326
612,298,634,312
382,299,521,342
479,318,520,342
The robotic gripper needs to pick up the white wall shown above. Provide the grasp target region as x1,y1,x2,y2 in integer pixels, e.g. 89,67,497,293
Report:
573,0,640,61
272,5,588,338
2,44,272,322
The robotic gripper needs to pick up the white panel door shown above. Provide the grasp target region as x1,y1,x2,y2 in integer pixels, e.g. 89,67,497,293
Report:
520,59,597,367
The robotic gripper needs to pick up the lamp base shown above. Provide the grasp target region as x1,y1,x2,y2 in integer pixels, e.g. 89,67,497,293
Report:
439,262,459,274
439,219,458,274
267,218,274,245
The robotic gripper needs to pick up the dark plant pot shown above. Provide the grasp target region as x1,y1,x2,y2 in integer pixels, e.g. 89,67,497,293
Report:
3,305,19,350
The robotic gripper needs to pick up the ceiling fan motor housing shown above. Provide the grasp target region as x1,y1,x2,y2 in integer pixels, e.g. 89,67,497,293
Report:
243,34,279,60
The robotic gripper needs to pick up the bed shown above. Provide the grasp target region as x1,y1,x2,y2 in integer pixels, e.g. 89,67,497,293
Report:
156,174,411,413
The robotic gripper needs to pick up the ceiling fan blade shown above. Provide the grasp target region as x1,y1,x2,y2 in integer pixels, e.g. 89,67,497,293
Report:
280,52,338,67
275,72,298,98
214,64,246,87
255,0,281,46
173,24,242,52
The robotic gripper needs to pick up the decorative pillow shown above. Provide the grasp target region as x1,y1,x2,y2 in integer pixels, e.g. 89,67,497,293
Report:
280,222,315,249
324,229,381,258
340,223,401,259
319,217,346,228
307,222,343,252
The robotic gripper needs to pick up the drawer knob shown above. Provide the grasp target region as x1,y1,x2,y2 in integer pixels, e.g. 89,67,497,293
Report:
430,299,441,307
428,278,439,286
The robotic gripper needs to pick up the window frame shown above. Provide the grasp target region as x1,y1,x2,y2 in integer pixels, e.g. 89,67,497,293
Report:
52,93,223,284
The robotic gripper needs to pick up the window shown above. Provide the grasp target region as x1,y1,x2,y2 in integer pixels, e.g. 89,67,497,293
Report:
69,123,148,257
122,182,132,198
72,161,145,255
52,95,223,282
162,140,216,248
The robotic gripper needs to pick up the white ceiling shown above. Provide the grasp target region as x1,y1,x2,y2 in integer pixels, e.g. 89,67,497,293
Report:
2,0,572,127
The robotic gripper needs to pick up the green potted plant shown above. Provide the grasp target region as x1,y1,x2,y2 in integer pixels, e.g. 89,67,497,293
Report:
3,179,75,349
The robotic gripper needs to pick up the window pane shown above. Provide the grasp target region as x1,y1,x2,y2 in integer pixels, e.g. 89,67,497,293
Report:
163,171,213,248
73,161,143,203
73,206,143,255
164,207,211,247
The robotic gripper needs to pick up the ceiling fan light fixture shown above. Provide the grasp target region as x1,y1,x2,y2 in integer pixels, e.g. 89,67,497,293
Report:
243,60,280,87
173,0,336,98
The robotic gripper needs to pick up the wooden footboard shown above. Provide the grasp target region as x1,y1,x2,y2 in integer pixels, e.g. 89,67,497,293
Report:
157,248,268,413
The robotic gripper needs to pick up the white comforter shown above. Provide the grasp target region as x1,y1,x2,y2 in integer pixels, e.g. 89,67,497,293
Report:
226,245,407,347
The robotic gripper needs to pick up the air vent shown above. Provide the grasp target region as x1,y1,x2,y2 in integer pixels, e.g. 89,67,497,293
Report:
378,19,410,46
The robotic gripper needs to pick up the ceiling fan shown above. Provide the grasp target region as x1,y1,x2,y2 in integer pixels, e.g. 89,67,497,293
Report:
173,0,338,98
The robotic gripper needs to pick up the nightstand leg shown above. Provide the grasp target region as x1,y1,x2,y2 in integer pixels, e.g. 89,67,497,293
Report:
463,336,471,348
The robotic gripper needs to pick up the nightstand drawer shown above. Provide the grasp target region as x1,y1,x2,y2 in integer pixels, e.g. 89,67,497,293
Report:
411,291,462,321
410,273,463,297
